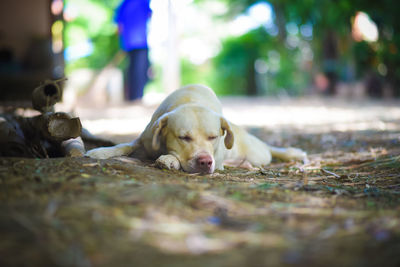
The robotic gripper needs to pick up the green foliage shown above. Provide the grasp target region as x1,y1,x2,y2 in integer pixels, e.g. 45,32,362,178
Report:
352,41,375,78
64,0,122,74
65,0,400,96
196,0,400,96
180,59,213,87
210,31,258,95
207,27,310,96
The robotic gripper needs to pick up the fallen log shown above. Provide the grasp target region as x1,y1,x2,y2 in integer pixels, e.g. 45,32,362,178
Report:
30,112,82,142
0,77,117,158
0,112,83,157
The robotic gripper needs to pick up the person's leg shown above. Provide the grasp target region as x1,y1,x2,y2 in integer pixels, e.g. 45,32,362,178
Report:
127,48,149,101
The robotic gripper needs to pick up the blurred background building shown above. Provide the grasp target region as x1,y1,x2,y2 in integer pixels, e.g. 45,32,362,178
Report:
1,0,399,107
0,0,64,105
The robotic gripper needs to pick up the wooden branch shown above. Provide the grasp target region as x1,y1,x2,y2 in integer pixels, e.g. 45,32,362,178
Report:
31,78,66,112
61,137,85,157
30,112,82,142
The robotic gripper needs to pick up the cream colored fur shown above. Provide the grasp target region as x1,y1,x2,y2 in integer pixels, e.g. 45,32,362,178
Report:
86,84,307,173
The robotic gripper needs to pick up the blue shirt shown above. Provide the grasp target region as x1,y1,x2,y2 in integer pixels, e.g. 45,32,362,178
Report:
115,0,151,51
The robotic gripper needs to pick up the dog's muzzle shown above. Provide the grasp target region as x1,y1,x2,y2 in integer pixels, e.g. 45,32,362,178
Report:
194,153,215,174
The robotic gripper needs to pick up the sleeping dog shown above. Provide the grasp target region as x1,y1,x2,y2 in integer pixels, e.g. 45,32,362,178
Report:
86,84,307,173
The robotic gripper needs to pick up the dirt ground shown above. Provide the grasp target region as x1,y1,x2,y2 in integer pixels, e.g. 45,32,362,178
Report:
1,97,400,267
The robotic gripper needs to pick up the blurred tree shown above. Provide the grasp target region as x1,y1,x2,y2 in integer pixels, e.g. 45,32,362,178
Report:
211,29,261,95
63,0,400,97
197,0,400,97
358,0,400,96
64,0,122,73
210,27,309,96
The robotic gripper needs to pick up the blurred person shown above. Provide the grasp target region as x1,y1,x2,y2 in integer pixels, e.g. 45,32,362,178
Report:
115,0,151,101
322,31,338,95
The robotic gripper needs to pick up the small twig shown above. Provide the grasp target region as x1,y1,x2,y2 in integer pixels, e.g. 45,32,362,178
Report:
321,168,341,178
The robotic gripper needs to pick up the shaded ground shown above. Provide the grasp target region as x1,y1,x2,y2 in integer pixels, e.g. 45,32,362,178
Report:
1,98,400,266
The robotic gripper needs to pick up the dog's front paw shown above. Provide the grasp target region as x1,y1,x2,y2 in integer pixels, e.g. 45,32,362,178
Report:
155,155,180,170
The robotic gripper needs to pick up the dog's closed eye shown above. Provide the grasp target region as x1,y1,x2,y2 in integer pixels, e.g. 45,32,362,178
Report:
208,136,218,141
179,135,193,142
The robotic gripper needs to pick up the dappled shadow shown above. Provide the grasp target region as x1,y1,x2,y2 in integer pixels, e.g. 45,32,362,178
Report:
1,119,400,266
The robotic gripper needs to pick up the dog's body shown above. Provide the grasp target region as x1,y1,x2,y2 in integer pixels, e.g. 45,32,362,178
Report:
86,84,306,173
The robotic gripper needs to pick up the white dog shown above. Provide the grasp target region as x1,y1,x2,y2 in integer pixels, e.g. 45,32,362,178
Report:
86,84,307,173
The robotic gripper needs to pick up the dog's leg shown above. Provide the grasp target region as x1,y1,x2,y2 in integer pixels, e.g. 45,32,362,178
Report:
269,146,308,163
86,140,139,159
155,154,180,170
229,125,308,167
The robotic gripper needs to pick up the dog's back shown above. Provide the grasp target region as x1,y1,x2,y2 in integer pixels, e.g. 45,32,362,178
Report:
149,84,222,124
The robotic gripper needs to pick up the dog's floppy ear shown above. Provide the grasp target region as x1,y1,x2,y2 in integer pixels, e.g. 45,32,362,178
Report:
220,117,234,149
152,115,168,150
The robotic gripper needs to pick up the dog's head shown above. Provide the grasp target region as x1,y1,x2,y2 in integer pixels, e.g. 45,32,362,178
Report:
151,105,234,173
